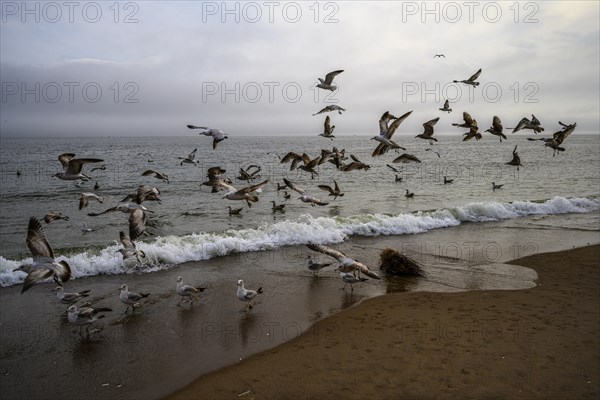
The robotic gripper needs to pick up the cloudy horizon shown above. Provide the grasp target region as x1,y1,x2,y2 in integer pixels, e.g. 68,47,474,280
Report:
1,1,599,138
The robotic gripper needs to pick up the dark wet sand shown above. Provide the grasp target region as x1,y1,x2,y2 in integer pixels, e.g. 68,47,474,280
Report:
169,244,600,400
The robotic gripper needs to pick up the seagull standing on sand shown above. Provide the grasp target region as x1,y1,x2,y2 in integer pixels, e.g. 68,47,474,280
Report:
176,276,206,306
337,271,368,291
237,279,263,310
119,284,150,313
306,255,332,276
307,243,381,279
316,70,344,91
187,125,229,149
67,305,112,336
453,68,482,86
52,286,90,305
53,153,104,181
13,217,71,293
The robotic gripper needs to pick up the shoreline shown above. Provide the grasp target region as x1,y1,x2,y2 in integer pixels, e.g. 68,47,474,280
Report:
168,244,600,400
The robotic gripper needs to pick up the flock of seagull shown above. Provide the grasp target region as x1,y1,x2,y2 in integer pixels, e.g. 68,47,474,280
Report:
11,64,579,336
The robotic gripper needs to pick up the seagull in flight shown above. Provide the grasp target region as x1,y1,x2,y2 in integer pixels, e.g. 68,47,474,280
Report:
307,243,381,279
316,70,344,91
433,54,445,58
312,105,346,116
216,179,270,208
319,115,336,139
53,153,104,181
510,115,544,134
283,178,329,206
485,116,508,142
13,217,71,293
371,111,412,157
187,125,228,149
453,68,482,86
415,117,440,145
439,99,452,113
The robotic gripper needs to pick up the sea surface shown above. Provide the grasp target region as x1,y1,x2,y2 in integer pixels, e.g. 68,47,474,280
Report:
0,134,599,285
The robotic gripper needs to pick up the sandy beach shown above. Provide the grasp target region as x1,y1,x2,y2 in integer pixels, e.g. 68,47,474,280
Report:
169,244,600,400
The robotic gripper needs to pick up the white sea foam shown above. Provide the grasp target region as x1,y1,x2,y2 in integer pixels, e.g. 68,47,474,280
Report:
1,196,598,287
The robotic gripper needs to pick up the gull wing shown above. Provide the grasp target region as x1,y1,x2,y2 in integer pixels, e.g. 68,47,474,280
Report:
392,153,421,163
512,117,530,133
492,116,503,131
324,116,331,134
27,217,54,259
239,179,270,194
423,117,440,136
463,112,474,126
317,184,334,195
66,158,104,175
283,178,306,195
129,209,147,242
443,99,449,108
306,243,346,261
58,153,76,169
531,114,541,125
119,231,136,249
385,110,413,139
22,269,54,293
188,148,198,160
323,70,344,85
468,68,482,81
386,164,400,173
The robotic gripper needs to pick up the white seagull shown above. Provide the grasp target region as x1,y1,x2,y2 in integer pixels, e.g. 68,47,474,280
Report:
187,125,229,149
307,243,381,279
67,304,112,336
237,279,263,310
337,271,368,291
216,179,270,208
79,192,103,210
176,276,206,306
118,284,150,313
52,286,90,305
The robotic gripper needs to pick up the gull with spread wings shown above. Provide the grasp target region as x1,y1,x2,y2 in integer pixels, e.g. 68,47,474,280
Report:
216,179,270,208
53,153,104,181
283,178,329,206
307,243,381,279
371,110,412,157
13,217,71,293
316,70,344,91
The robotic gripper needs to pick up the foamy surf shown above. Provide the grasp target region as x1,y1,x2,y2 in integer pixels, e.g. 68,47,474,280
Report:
1,195,598,287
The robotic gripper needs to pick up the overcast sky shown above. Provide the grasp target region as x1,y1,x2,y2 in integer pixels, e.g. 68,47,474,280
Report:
1,1,598,137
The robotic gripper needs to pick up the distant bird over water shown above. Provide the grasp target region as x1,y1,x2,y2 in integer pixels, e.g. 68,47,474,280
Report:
433,54,445,58
453,68,481,86
178,148,200,166
316,70,344,91
42,211,69,224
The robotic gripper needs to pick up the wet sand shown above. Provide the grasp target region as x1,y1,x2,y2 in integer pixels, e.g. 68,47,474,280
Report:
170,244,600,400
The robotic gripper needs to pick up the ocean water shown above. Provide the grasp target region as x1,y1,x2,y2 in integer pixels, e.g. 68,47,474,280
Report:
1,133,599,286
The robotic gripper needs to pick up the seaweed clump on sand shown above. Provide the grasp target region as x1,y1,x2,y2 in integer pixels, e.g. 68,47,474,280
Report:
378,248,425,276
